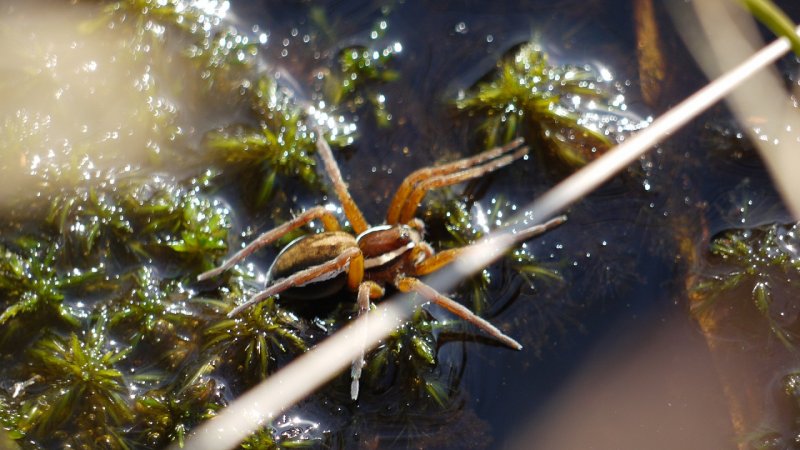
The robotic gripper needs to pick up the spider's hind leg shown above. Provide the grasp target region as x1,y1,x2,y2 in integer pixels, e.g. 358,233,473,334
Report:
197,205,341,281
227,247,363,316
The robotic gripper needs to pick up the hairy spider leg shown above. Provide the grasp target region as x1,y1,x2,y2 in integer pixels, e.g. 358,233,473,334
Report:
385,137,526,225
197,206,341,281
351,280,384,400
397,145,529,224
413,215,567,276
316,133,370,234
393,276,522,350
227,247,364,317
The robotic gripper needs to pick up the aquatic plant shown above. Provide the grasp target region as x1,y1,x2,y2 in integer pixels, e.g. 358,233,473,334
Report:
423,195,561,315
100,0,257,92
240,424,321,449
106,266,200,354
134,376,222,448
0,239,103,328
204,80,319,199
47,176,230,272
323,42,401,127
14,317,133,448
691,223,800,346
457,42,635,168
202,294,308,385
364,308,451,405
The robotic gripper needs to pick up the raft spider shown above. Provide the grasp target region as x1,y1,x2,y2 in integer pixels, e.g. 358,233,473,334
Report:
198,134,565,399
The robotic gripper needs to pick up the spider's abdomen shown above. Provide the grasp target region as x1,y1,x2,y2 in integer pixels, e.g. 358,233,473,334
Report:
268,231,357,300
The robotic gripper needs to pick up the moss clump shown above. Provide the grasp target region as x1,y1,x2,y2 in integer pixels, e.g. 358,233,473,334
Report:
457,42,637,168
14,318,133,449
692,223,800,346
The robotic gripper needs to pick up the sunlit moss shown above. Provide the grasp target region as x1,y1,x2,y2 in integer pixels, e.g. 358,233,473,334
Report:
14,317,132,448
692,223,800,346
457,42,632,168
203,75,357,209
0,240,103,327
47,176,230,272
0,392,23,443
240,424,322,450
107,266,199,351
99,0,257,95
201,295,308,384
204,81,318,188
323,44,400,127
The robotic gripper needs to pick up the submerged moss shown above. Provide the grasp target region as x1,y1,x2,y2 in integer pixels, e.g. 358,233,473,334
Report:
46,176,230,272
134,376,222,448
692,223,800,346
364,308,451,405
323,43,400,127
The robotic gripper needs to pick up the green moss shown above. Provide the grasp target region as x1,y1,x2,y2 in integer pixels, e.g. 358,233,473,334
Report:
134,376,221,448
0,240,102,327
47,175,230,272
202,295,308,384
423,195,561,314
692,223,800,347
15,317,133,448
323,44,400,127
364,308,450,405
457,42,626,168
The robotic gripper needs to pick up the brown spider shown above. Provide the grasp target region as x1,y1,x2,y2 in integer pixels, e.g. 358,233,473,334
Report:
198,134,564,398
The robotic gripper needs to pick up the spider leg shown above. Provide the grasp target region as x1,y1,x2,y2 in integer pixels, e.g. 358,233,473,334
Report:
228,247,363,317
386,138,526,224
351,280,384,400
413,215,567,276
397,145,529,224
197,206,341,281
394,276,522,350
316,132,370,234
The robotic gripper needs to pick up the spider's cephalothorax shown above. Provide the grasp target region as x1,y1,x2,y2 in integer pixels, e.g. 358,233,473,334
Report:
198,134,565,398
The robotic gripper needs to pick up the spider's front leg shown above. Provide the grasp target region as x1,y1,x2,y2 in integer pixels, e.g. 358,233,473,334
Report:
413,215,567,276
386,138,529,224
394,276,522,350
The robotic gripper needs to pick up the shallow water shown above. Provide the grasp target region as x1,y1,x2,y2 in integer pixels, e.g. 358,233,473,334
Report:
2,0,800,449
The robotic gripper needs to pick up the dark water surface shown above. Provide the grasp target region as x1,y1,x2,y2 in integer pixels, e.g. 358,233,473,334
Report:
219,1,797,448
3,0,800,448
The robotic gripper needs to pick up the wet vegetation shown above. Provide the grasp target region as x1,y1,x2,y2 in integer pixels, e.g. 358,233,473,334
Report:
691,223,800,347
0,0,608,448
2,0,798,448
456,42,643,169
